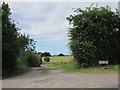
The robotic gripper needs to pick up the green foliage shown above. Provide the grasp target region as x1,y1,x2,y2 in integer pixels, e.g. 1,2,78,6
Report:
2,66,30,79
48,63,119,73
17,50,33,66
41,52,51,57
39,56,42,64
2,2,20,74
69,41,97,68
27,54,40,67
2,2,36,75
17,34,36,52
44,57,50,62
67,5,120,67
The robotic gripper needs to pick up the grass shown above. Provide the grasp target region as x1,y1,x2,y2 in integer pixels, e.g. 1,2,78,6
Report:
45,56,119,73
48,63,119,73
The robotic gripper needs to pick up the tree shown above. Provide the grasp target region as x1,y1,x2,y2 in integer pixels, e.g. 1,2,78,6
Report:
42,52,51,57
2,2,20,74
69,40,97,68
18,34,36,53
67,5,120,67
2,2,36,75
58,53,64,56
27,54,40,67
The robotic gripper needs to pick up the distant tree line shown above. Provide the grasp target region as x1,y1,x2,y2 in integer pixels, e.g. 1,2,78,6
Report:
36,52,65,57
58,53,64,56
67,5,120,68
37,52,51,57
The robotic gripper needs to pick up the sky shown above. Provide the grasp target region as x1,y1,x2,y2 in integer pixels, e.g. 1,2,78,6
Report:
4,1,119,55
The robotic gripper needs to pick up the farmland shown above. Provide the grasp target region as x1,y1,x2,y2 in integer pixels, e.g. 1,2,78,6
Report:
43,56,73,64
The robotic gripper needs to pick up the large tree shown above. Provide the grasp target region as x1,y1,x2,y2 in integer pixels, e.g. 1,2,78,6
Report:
18,34,36,53
2,2,36,74
67,5,120,67
2,2,20,74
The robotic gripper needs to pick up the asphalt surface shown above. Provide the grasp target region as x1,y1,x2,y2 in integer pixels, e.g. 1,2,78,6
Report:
2,66,119,88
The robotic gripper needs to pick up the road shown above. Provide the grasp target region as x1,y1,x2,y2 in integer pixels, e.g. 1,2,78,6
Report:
2,66,119,88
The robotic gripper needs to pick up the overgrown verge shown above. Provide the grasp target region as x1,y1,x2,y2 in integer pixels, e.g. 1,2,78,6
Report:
48,63,119,73
2,65,30,79
2,2,41,78
3,50,40,79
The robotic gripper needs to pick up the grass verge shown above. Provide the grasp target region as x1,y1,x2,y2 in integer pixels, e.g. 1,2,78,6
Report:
2,66,31,79
48,63,119,73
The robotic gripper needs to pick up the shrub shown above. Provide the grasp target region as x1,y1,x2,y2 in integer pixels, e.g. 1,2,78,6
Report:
17,50,34,66
69,41,97,68
27,55,40,67
44,57,50,62
39,56,42,64
67,6,120,66
80,63,88,68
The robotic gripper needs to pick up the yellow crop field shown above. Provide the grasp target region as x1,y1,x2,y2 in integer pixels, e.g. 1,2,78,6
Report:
43,56,73,64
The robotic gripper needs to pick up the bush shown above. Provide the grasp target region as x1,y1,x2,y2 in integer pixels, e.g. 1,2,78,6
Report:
17,50,33,66
18,50,40,67
44,57,50,62
69,41,97,68
39,56,42,64
80,63,88,68
67,6,120,66
27,55,40,67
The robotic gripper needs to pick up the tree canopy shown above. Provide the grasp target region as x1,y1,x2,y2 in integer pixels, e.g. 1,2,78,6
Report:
67,5,120,67
2,2,36,74
41,52,51,57
58,53,64,56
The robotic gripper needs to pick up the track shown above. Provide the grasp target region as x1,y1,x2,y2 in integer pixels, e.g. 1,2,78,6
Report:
2,66,119,88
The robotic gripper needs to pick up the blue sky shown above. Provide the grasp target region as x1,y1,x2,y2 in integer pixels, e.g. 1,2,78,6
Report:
8,2,118,55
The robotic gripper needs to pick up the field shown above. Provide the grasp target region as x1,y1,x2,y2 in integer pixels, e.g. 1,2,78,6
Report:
44,56,119,73
43,56,73,64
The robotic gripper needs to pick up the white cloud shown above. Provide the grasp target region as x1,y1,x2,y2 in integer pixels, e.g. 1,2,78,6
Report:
10,3,52,19
9,2,74,42
9,2,118,42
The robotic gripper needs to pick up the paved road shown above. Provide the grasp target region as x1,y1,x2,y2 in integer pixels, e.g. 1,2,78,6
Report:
2,66,119,88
